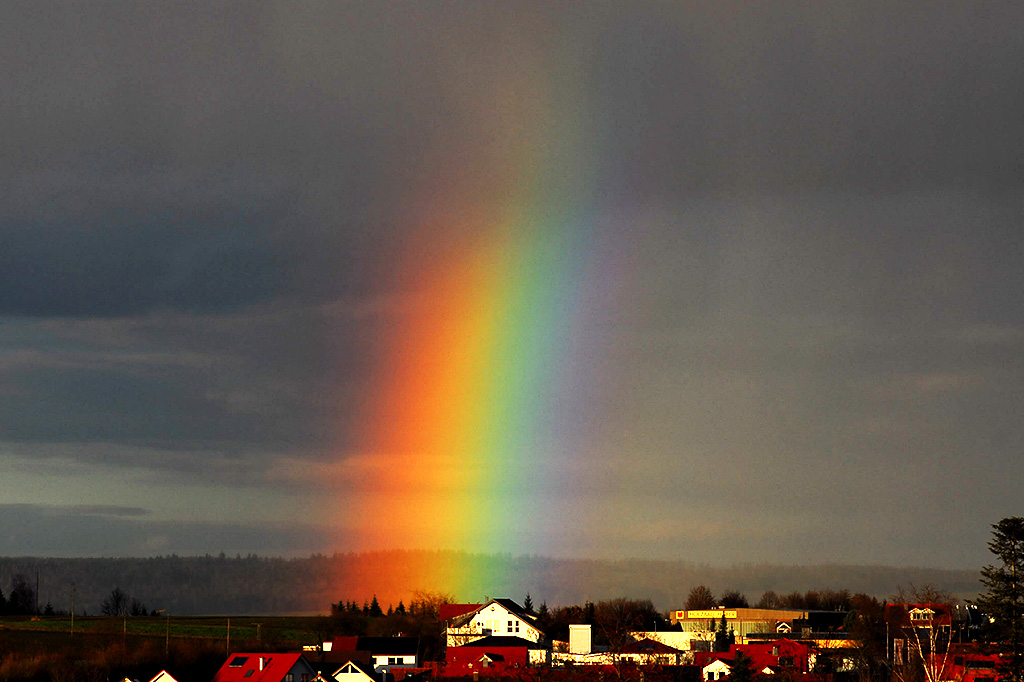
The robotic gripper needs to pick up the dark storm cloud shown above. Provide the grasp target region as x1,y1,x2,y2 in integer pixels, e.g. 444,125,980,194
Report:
0,304,371,467
1,180,285,316
1,2,1021,318
0,169,387,317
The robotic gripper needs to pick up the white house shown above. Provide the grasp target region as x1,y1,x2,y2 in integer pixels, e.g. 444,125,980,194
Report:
446,599,545,647
703,658,732,681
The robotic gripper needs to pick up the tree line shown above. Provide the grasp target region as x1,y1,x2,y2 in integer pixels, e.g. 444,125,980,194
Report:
0,552,980,616
681,585,861,611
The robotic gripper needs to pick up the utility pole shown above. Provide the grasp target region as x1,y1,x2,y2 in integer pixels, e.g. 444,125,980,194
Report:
226,617,231,655
157,609,169,658
70,582,75,638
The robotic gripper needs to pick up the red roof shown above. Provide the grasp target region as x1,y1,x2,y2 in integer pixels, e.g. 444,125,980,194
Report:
212,654,311,682
440,603,483,622
694,640,814,674
445,644,530,674
884,603,954,627
330,637,359,652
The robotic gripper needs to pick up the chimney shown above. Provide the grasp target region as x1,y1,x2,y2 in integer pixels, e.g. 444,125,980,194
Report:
569,624,592,655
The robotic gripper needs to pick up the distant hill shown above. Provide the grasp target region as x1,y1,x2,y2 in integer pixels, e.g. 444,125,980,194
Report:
0,552,981,616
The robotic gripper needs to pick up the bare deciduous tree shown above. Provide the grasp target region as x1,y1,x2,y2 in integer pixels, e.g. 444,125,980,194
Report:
685,585,716,610
720,590,749,608
101,587,130,616
756,590,780,609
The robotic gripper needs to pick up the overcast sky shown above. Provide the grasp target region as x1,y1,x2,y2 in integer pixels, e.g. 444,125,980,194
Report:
1,1,1022,569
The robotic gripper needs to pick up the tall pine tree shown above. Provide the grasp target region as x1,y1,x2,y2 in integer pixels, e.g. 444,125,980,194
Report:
977,517,1024,682
729,650,754,682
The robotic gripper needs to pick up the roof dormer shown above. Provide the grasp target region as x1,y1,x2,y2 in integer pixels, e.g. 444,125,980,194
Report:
909,607,935,622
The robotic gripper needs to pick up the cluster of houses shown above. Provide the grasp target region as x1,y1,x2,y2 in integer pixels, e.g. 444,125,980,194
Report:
435,598,999,681
135,597,1002,682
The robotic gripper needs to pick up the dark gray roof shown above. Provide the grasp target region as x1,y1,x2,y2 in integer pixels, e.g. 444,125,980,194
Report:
353,637,419,656
453,636,546,650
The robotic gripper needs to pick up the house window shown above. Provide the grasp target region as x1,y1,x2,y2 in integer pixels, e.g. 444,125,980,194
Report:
244,672,254,678
230,657,249,667
285,674,293,682
388,658,399,665
509,620,514,631
301,675,309,682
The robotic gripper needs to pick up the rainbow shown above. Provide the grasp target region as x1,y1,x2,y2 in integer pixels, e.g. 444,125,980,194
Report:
331,61,631,603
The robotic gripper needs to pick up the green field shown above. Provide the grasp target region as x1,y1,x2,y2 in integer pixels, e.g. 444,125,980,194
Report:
0,614,326,649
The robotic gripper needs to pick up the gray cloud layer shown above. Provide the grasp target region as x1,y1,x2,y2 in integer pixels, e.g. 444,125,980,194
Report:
1,1,1021,565
0,504,328,556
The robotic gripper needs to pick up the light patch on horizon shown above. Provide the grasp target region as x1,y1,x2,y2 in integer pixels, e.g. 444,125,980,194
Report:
0,448,320,528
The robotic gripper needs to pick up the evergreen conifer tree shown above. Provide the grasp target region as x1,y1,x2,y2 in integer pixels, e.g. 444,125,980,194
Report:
714,614,732,651
977,517,1024,682
8,575,35,615
729,650,754,682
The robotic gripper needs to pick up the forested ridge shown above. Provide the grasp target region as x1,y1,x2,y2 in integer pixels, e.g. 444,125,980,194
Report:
0,552,978,616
